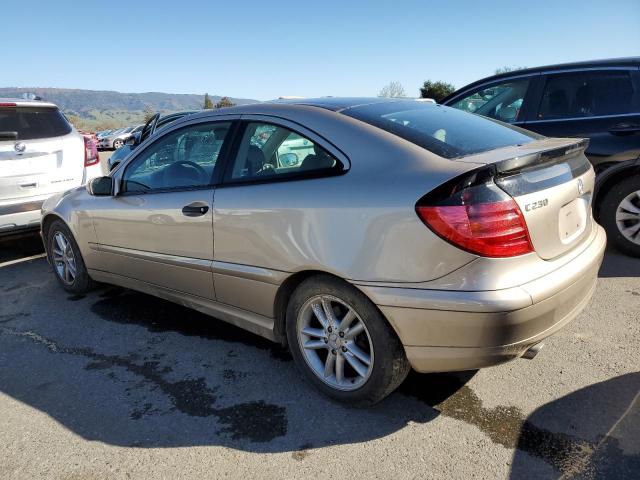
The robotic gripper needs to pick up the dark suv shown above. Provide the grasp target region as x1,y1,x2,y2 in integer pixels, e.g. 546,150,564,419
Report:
442,58,640,256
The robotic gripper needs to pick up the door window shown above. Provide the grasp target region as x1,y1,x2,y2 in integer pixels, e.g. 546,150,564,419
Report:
227,122,340,181
450,79,531,123
122,122,231,193
537,71,636,120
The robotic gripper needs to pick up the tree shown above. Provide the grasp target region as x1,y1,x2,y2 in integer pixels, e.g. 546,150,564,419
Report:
378,81,407,98
203,93,214,109
419,80,456,102
143,104,156,122
215,96,235,109
494,66,527,75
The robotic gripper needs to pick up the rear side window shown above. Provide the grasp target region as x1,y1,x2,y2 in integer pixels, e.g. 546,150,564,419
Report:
226,122,341,182
537,71,637,119
342,102,539,159
0,106,72,140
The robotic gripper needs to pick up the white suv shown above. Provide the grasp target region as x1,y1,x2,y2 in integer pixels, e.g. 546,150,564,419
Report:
0,99,101,236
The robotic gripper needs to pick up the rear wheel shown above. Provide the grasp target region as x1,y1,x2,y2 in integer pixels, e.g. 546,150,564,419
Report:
286,275,410,406
113,139,124,149
46,220,94,293
600,176,640,257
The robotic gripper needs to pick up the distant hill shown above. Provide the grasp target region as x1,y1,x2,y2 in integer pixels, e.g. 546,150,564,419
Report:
0,87,258,131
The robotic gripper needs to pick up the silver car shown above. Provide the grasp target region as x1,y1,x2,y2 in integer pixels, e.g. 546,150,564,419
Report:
41,98,606,405
98,125,142,150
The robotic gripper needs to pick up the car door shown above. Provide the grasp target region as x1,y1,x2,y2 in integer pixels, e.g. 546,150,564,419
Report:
212,117,348,317
91,119,235,299
524,69,640,171
444,75,539,128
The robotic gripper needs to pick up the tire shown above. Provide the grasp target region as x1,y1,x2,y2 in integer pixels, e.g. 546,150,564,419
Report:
599,175,640,257
113,139,124,149
46,219,95,293
286,275,410,406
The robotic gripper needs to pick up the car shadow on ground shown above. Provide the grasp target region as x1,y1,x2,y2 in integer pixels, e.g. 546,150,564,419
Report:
0,250,638,472
0,263,474,454
598,247,640,278
510,373,640,479
0,233,44,264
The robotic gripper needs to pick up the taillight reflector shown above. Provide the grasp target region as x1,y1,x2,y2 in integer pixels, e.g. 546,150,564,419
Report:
416,199,533,257
84,137,99,166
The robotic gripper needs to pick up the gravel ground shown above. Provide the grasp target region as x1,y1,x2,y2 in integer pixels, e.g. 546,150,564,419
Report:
0,237,638,479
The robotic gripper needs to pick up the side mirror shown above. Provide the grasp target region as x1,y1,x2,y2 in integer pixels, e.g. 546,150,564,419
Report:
87,176,113,196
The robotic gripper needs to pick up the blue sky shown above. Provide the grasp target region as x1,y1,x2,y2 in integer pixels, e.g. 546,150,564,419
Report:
4,0,639,100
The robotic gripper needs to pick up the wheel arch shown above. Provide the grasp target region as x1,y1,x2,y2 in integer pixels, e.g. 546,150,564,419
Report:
594,158,640,220
41,212,68,243
272,269,402,347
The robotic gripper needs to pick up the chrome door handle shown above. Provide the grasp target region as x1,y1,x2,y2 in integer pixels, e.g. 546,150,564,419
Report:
182,203,209,217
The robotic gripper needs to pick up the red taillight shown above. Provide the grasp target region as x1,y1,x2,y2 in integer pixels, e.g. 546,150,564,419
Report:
417,200,533,257
0,103,17,107
84,136,99,166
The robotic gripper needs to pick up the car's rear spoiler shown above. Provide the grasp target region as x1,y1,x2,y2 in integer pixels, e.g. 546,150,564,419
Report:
495,138,589,175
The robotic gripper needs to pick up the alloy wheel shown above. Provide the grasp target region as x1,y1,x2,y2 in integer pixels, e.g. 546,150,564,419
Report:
52,231,77,285
297,295,374,391
616,189,640,245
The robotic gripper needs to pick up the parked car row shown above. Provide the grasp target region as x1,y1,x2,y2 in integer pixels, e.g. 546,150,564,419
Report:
2,57,637,406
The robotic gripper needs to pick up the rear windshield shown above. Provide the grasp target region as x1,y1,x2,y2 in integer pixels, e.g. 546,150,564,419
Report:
341,102,540,159
0,106,72,140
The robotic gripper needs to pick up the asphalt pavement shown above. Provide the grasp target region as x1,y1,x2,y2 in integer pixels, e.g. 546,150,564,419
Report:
0,236,638,479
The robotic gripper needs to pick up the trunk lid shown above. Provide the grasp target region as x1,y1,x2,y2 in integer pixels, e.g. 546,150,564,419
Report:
464,138,594,260
0,104,84,203
0,134,84,203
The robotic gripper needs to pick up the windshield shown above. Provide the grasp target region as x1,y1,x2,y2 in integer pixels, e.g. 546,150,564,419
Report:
341,101,540,159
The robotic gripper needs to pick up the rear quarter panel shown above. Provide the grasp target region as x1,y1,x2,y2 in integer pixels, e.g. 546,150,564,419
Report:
213,109,478,282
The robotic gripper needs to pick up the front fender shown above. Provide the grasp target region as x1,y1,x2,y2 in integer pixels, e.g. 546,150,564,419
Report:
41,187,99,269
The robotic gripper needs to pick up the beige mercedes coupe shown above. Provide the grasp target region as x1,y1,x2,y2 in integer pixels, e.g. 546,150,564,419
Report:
41,98,606,405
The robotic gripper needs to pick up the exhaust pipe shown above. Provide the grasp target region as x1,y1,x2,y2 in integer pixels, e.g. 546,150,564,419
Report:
522,343,544,360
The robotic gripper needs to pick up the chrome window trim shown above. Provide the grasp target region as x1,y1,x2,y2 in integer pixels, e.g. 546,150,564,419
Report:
526,112,640,124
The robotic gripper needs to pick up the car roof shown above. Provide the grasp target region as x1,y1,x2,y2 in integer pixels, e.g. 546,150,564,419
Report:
0,98,58,108
442,57,640,102
270,97,403,111
181,97,433,123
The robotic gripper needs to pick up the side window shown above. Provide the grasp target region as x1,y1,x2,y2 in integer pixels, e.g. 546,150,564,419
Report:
122,122,231,193
451,79,531,123
537,71,636,120
228,122,340,182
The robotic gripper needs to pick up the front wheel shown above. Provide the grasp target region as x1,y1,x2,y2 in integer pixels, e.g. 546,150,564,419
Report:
600,176,640,257
46,220,94,293
286,275,410,406
113,139,124,149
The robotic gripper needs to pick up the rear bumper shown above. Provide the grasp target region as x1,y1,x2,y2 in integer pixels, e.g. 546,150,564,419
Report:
0,199,45,235
359,224,606,372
